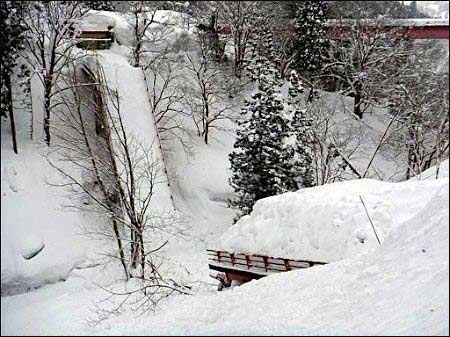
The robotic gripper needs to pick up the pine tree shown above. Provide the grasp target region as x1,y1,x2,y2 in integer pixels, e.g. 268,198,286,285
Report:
1,1,27,153
229,81,296,221
245,28,283,89
84,1,116,11
229,31,318,222
292,1,328,73
288,70,316,189
291,109,315,188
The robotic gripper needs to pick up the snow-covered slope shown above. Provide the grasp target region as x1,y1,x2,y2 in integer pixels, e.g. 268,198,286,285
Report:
0,73,106,295
95,50,175,211
2,8,448,335
414,158,449,181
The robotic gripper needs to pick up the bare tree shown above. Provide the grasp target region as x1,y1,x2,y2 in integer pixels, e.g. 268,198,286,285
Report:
218,1,276,78
390,40,449,179
50,61,129,278
141,38,188,148
49,59,184,286
126,1,172,68
181,36,240,144
21,1,88,146
322,18,411,119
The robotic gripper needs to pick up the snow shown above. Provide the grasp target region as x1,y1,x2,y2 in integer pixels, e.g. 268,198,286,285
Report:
414,158,449,181
215,177,449,262
2,176,448,335
93,50,175,212
1,79,102,296
2,8,448,336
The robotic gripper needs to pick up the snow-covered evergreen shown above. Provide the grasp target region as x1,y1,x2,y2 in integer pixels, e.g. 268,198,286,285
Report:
288,71,316,189
292,1,328,73
84,1,116,11
0,1,28,153
229,86,295,221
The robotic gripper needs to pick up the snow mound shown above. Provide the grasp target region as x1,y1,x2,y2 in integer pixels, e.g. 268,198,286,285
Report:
0,141,98,296
216,177,449,262
130,180,447,335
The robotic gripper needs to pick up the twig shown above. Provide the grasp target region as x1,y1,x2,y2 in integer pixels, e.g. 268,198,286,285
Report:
359,195,381,245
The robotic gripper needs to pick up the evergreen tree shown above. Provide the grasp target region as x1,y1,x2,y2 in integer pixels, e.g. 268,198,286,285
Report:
291,108,315,188
245,27,283,88
229,81,296,221
1,1,27,153
286,70,316,190
84,1,116,11
229,66,297,220
292,1,328,73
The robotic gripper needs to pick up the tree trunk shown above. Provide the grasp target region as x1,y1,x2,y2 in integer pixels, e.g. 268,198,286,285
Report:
43,76,52,146
29,78,34,140
6,74,18,154
354,81,363,119
130,221,140,269
112,217,129,280
307,86,315,103
139,233,145,282
204,123,209,144
134,14,141,67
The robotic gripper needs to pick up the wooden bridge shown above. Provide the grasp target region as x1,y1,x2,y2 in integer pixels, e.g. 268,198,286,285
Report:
207,249,327,290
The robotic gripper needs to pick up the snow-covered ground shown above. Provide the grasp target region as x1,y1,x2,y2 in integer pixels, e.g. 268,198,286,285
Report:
2,8,449,336
0,72,106,296
2,174,448,335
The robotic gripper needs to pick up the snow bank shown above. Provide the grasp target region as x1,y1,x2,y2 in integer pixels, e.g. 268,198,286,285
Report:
1,101,100,296
216,177,448,262
117,179,446,335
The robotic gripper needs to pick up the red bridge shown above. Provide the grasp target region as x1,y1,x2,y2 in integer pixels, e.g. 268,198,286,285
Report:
324,18,449,40
219,18,449,40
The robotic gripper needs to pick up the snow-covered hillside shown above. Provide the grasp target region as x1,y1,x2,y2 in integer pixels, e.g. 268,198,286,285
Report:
1,75,105,296
2,169,448,335
2,6,449,336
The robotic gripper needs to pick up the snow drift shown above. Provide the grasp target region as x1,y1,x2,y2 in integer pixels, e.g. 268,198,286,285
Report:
216,176,449,263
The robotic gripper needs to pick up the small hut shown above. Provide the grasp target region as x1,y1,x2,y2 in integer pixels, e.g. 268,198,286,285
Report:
77,24,114,50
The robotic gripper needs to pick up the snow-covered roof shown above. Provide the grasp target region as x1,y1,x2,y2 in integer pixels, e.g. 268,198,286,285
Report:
78,13,116,31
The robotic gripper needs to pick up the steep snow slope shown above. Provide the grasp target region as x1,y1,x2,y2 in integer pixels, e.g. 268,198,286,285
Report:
94,50,175,211
2,176,448,335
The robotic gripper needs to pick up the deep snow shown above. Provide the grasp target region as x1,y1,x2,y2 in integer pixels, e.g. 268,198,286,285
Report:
216,176,449,262
2,176,448,335
1,8,449,336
